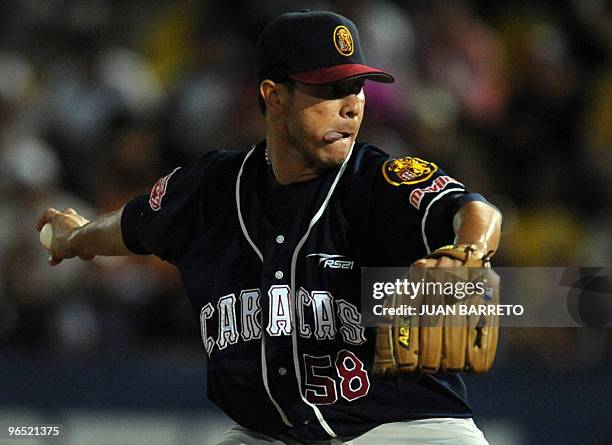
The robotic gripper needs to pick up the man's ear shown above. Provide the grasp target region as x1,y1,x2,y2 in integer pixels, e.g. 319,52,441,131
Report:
260,80,284,113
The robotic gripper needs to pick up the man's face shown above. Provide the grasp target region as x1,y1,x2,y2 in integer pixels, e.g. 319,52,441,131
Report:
283,78,366,170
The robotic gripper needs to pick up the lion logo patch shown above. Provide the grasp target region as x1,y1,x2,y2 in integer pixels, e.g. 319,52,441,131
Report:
382,157,438,186
333,25,354,56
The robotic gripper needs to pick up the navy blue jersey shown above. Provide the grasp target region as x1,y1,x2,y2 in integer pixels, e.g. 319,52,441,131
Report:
121,141,489,441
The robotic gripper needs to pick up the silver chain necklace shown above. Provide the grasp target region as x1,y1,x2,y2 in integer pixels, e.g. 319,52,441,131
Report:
264,147,271,165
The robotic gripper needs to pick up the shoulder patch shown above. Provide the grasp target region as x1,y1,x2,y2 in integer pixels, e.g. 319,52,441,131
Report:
381,157,438,186
149,167,181,211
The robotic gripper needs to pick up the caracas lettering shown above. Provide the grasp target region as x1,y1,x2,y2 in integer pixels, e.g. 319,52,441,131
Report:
199,286,366,356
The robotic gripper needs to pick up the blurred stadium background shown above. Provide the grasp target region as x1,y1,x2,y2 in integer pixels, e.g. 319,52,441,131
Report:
0,0,610,443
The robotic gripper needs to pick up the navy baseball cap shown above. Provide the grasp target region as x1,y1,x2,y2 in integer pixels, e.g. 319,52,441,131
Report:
256,10,394,85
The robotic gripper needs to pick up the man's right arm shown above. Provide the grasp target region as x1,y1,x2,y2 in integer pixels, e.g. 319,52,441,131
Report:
36,207,133,266
37,153,221,266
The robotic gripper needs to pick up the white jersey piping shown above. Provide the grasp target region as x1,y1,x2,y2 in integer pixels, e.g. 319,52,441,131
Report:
236,143,355,437
288,142,356,438
236,146,291,427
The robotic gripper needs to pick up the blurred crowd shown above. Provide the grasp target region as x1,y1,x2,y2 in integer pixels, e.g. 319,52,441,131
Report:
0,0,610,368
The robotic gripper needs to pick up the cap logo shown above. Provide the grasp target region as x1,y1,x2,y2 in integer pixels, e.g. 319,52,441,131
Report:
333,25,354,56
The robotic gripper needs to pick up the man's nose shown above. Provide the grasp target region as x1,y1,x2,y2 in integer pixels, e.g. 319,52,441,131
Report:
340,93,361,119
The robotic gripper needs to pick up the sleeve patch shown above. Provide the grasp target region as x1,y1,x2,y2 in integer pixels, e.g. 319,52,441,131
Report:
149,167,181,211
409,176,464,209
382,157,438,186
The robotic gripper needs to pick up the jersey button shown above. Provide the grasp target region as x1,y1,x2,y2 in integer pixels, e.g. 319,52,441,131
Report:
275,235,285,244
275,270,284,280
278,367,287,376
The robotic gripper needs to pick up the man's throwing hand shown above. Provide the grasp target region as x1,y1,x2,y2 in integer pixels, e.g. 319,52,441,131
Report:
36,208,92,266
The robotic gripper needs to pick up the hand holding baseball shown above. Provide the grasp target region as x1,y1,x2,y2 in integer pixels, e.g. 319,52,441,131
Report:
36,208,91,265
39,223,53,251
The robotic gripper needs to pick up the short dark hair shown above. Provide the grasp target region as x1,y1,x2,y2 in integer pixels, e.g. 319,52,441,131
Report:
258,79,296,115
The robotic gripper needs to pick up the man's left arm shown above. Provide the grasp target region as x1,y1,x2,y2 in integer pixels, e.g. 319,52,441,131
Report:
416,200,502,268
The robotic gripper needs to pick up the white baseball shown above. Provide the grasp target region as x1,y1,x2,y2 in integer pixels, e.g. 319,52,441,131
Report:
40,223,53,251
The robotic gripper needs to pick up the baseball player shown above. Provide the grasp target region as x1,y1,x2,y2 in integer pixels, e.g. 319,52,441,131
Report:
37,11,501,445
